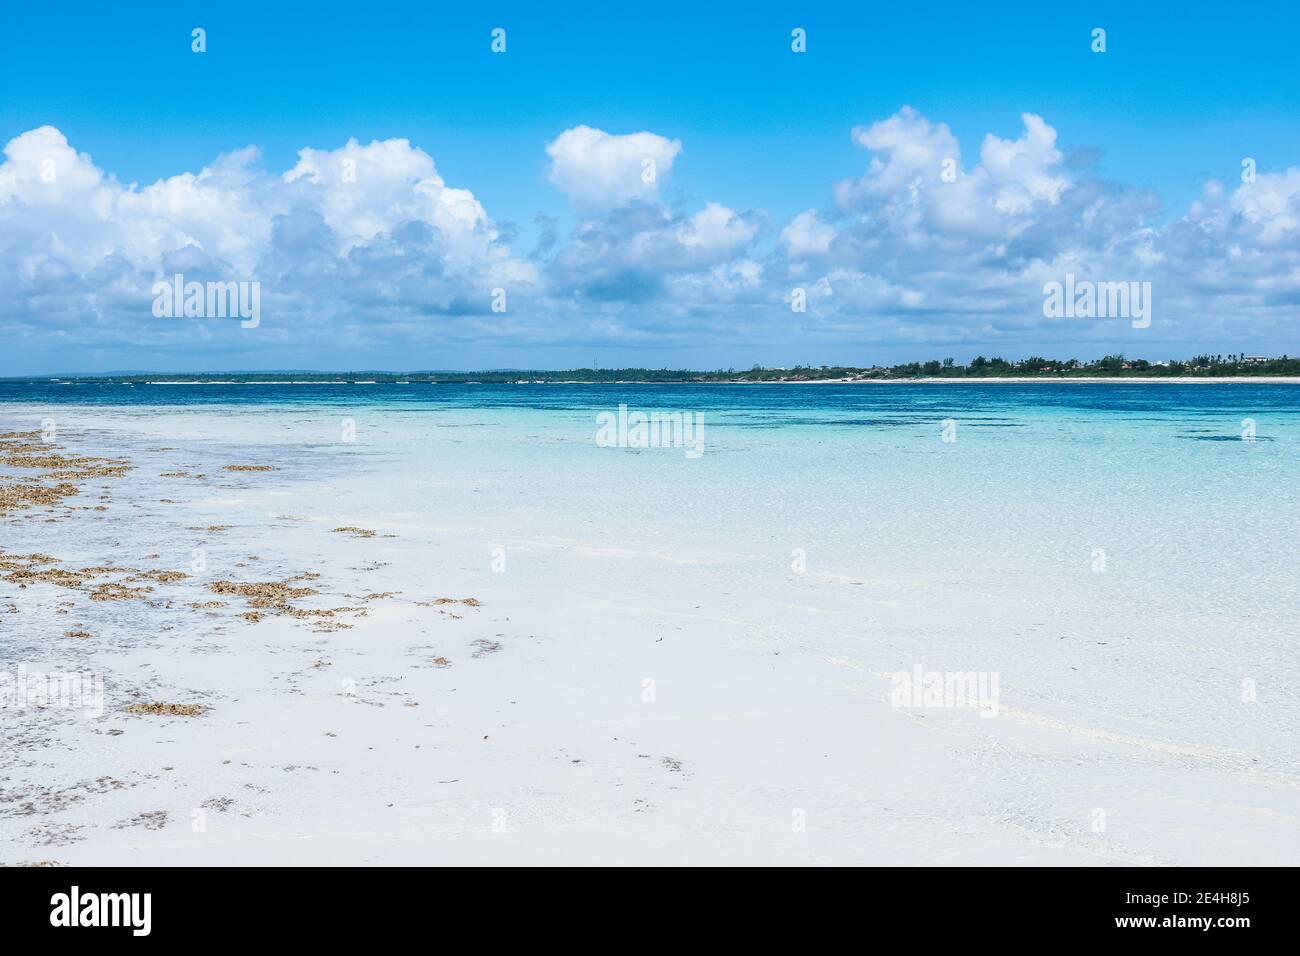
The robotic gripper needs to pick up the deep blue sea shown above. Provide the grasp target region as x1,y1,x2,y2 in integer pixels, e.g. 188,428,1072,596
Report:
4,379,1300,421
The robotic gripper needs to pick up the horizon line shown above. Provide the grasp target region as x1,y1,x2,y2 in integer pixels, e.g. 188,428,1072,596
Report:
5,351,1297,382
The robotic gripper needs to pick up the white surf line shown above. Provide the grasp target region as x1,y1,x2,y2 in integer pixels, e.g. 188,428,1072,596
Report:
992,704,1254,764
332,520,763,566
819,654,1296,775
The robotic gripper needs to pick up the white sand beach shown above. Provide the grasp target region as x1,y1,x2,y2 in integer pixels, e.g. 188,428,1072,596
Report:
2,397,1298,866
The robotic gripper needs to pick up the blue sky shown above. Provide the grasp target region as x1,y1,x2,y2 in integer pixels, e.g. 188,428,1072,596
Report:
2,1,1299,372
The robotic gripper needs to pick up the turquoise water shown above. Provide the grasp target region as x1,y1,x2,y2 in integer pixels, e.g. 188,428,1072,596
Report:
4,382,1299,777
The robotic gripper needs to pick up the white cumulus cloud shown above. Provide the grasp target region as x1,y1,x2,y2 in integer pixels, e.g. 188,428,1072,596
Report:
545,125,682,215
2,109,1299,372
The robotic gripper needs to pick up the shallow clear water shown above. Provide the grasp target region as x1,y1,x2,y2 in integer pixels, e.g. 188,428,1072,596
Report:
4,381,1299,778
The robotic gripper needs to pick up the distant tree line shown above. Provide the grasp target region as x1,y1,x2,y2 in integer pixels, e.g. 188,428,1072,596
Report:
29,353,1300,385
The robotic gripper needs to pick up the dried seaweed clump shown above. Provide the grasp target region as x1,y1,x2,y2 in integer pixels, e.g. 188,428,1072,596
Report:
309,620,353,633
0,432,130,479
421,597,482,607
0,552,157,597
131,569,189,583
0,431,130,515
3,453,130,481
223,464,277,472
209,580,320,606
89,582,153,602
6,567,94,588
0,480,81,514
209,578,363,631
126,702,206,717
332,526,376,538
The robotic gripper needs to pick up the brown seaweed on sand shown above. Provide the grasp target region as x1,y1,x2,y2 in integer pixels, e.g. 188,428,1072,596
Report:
209,580,320,604
209,579,361,630
90,582,153,602
2,562,96,589
129,569,189,583
419,597,483,607
126,702,206,717
0,480,82,514
0,431,129,516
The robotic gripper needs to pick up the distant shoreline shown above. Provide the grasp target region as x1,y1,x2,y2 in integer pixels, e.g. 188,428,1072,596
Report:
791,376,1300,385
8,375,1300,387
